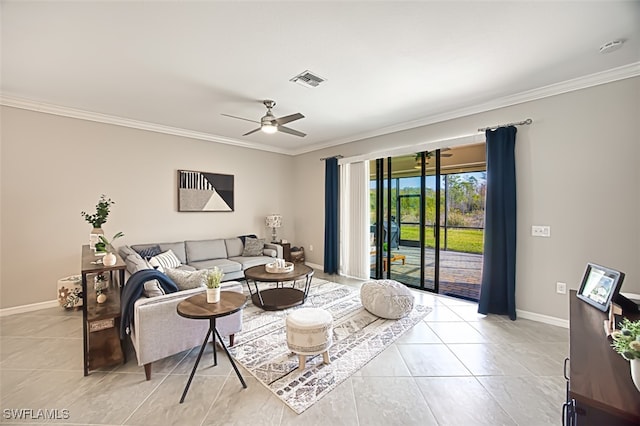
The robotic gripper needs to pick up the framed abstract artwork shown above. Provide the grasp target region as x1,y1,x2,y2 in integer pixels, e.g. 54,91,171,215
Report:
177,170,234,212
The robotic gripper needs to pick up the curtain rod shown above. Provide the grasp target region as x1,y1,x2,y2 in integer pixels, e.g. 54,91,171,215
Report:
478,118,532,132
320,155,344,161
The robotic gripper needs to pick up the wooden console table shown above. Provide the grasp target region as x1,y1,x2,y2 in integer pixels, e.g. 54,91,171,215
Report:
80,245,126,376
569,290,640,424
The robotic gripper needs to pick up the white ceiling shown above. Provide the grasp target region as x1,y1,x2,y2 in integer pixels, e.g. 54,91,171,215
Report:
2,1,639,155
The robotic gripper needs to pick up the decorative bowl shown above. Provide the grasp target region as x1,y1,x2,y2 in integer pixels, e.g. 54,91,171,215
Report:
265,261,294,273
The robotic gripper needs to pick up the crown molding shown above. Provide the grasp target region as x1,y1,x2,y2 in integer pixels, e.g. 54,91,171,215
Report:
0,95,291,155
3,62,638,157
290,62,640,156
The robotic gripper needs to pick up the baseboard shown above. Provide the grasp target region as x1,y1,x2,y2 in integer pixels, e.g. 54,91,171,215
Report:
0,300,60,317
516,308,568,328
306,262,323,271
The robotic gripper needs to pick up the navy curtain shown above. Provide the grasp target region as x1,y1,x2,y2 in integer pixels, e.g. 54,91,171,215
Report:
324,157,339,273
478,126,517,320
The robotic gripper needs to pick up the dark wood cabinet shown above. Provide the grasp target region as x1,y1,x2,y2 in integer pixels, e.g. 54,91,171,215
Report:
278,242,291,262
569,290,640,424
81,245,126,375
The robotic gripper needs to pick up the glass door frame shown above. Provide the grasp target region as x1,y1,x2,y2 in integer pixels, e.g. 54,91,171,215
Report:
371,150,444,294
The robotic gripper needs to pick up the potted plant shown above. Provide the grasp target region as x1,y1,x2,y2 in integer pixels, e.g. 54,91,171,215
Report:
81,194,115,229
611,318,640,392
81,195,115,249
206,267,224,303
98,232,124,266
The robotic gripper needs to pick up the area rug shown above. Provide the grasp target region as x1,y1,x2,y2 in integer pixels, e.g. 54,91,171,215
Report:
229,278,432,414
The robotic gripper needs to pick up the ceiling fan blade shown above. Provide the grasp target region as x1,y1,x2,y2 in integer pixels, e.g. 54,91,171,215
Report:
242,128,262,136
221,113,260,124
278,125,306,137
441,153,453,157
275,113,304,126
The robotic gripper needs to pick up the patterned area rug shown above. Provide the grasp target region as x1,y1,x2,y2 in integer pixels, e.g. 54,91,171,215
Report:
229,278,432,414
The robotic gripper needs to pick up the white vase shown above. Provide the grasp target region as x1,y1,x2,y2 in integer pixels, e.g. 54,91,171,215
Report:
103,252,117,266
631,358,640,393
206,288,220,303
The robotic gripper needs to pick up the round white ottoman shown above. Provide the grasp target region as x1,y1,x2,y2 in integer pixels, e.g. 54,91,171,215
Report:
360,279,414,319
286,308,333,371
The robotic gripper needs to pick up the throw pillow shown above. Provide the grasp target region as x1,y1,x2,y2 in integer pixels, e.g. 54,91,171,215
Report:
238,234,258,245
134,245,162,259
119,246,152,275
148,249,182,273
164,268,208,291
242,237,265,256
143,280,166,298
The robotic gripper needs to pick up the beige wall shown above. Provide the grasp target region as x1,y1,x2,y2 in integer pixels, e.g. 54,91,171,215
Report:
2,77,639,320
294,77,640,320
0,107,294,308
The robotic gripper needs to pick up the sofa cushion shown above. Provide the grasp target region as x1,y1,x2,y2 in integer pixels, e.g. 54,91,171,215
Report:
225,238,244,257
229,256,275,270
143,280,166,298
189,258,242,274
148,249,182,272
134,245,162,259
132,242,187,264
119,246,152,275
242,237,265,256
164,268,208,291
186,239,227,263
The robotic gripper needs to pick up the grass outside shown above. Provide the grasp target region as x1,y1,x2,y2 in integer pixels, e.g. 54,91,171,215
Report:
400,224,484,254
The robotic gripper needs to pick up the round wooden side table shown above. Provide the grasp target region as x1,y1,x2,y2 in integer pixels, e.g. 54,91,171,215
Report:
176,291,247,403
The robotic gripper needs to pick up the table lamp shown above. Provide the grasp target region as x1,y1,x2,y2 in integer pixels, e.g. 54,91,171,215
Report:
265,214,282,243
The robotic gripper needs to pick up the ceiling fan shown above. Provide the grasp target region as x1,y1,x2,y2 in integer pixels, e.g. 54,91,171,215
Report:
414,148,453,168
222,100,306,137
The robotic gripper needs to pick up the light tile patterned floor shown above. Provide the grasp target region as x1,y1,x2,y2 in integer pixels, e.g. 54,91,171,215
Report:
0,271,568,425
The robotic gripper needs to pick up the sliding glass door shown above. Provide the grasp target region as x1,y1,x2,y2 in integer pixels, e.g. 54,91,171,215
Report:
369,144,486,300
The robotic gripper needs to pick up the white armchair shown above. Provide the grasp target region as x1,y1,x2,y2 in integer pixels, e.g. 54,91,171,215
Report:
130,281,244,380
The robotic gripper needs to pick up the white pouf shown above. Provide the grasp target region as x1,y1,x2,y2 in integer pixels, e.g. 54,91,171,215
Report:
57,275,83,309
286,308,333,371
360,279,414,319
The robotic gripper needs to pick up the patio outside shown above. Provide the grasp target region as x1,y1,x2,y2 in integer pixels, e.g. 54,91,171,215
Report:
383,245,483,302
370,147,486,302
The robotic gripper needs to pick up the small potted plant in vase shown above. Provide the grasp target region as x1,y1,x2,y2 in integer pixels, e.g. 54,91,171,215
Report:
611,318,640,392
206,267,224,303
81,195,115,248
99,232,124,266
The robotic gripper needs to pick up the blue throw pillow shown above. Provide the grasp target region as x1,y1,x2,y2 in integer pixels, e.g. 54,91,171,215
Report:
134,245,162,259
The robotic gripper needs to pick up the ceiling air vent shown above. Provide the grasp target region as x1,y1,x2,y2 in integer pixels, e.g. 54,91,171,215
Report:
290,70,326,88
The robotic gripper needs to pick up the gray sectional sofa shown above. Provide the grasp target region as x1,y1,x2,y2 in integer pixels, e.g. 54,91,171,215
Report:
118,236,283,380
125,237,283,280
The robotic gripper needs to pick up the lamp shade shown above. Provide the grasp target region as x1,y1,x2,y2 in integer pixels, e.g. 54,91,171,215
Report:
265,214,282,228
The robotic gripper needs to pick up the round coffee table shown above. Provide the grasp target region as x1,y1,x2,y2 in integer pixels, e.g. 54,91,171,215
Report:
176,291,248,403
244,263,314,310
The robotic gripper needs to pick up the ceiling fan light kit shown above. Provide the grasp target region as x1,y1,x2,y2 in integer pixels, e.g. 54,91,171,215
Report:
223,99,306,138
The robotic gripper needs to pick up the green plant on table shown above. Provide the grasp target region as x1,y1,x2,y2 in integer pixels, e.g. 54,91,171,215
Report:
98,232,124,253
206,267,224,289
81,194,115,228
611,318,640,360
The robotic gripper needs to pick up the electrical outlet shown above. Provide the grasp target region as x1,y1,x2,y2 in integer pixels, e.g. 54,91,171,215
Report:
531,225,551,237
309,244,313,251
556,282,567,294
